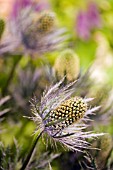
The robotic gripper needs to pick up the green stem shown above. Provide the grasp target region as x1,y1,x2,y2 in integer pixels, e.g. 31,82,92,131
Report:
2,55,22,96
20,130,43,170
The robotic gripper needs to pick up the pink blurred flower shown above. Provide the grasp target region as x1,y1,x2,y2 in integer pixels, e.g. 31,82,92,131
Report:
87,2,101,28
76,1,101,40
76,11,91,40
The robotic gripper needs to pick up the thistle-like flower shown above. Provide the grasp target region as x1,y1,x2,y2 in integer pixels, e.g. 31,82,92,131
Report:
37,11,55,34
30,80,103,152
0,2,67,55
53,49,80,81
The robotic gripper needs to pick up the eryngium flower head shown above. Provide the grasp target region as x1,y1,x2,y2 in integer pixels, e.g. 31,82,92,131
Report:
0,5,67,55
30,80,103,152
53,49,80,81
37,12,55,34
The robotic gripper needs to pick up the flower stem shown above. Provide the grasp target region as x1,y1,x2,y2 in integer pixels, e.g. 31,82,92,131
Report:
2,54,22,96
20,130,43,170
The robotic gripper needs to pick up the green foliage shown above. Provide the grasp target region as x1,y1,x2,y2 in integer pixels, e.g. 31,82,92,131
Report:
0,19,5,40
0,142,21,170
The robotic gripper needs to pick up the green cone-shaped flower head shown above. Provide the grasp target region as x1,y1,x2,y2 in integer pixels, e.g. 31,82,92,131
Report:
54,49,80,81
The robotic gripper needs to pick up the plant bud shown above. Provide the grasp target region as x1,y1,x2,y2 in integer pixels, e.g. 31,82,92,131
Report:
54,49,80,81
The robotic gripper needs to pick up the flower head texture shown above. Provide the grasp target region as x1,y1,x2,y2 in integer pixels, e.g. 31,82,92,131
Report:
30,80,103,152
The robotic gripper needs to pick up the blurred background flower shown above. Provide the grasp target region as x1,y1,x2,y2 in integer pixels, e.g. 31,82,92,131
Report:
76,1,102,40
53,49,80,82
0,0,67,56
76,11,90,40
87,1,101,29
